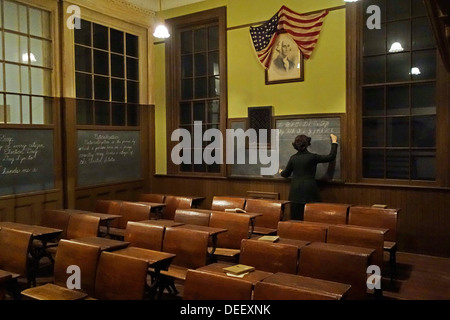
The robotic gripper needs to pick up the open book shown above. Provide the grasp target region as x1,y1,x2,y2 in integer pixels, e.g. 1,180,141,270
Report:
224,208,246,213
222,264,255,275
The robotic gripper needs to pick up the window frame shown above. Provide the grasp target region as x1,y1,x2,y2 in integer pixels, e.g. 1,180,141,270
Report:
346,1,450,188
165,7,227,177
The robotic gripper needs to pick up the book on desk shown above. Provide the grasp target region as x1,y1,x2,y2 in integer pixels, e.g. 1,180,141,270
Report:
257,235,280,242
222,264,255,275
224,208,246,213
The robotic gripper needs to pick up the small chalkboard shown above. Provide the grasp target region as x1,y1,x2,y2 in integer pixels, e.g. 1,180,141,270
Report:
229,115,341,181
77,130,141,186
0,129,55,196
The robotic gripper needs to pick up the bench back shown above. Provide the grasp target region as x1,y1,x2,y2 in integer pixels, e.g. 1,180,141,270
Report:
163,227,209,269
174,209,211,226
211,196,246,211
124,221,165,251
244,199,284,229
348,206,399,242
117,201,152,229
327,224,385,271
163,196,193,220
66,213,100,239
304,203,351,225
40,209,71,240
277,220,329,242
53,239,101,297
239,239,299,274
94,251,148,300
138,193,166,203
298,242,373,300
209,211,250,249
0,228,32,276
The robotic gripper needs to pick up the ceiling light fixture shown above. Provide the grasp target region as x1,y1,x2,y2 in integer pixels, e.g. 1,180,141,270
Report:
153,0,170,39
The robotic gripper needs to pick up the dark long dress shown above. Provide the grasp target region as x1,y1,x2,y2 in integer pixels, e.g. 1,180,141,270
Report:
280,143,338,218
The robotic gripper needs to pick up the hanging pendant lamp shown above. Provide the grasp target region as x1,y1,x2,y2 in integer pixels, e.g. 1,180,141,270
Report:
153,0,170,39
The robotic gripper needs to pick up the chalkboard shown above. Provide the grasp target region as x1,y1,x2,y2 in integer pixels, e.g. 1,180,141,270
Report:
0,129,55,195
77,130,141,186
229,116,341,181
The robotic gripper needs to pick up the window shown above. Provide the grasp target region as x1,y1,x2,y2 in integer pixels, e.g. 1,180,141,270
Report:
360,0,437,181
74,19,139,126
0,0,53,125
166,7,227,176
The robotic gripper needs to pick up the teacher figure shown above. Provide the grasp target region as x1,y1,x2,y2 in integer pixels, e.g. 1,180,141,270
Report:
279,133,338,220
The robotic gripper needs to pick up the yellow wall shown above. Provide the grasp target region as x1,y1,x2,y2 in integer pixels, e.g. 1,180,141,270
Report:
153,0,347,174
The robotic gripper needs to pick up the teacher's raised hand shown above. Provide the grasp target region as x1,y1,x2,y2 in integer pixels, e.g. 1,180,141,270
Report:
330,134,338,144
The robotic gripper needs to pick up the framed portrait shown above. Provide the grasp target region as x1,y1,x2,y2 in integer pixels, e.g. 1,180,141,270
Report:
265,33,304,85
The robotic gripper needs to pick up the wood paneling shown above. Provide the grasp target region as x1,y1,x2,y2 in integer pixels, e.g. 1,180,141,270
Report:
149,175,450,258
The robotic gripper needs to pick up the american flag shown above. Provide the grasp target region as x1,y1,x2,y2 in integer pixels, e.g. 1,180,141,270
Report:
250,6,328,69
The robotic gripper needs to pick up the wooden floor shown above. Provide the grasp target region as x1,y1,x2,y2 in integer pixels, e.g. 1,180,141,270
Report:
18,250,450,300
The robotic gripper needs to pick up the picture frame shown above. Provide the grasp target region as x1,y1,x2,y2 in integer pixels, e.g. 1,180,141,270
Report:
265,33,304,85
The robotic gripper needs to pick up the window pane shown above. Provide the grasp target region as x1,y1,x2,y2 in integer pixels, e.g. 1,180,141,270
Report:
94,75,110,100
111,79,125,102
77,100,93,125
18,5,27,33
126,34,138,57
363,118,384,147
5,64,20,93
94,101,110,125
208,51,219,75
0,64,3,91
75,45,91,72
207,100,220,124
194,77,207,99
387,20,411,52
0,33,3,60
181,31,193,54
30,39,51,68
112,103,126,126
412,17,435,50
30,8,50,38
387,0,410,21
194,28,207,52
363,87,384,116
194,53,207,76
6,94,20,123
76,73,92,99
127,81,139,103
411,151,435,180
127,104,139,126
4,32,20,62
180,102,191,125
0,94,4,123
126,57,139,80
208,26,219,50
21,96,30,124
75,20,91,46
363,149,384,178
93,24,108,50
411,50,436,80
20,66,30,94
31,68,51,95
412,0,427,17
386,150,409,179
94,50,109,75
209,76,220,97
31,96,46,124
363,56,385,84
387,52,410,82
387,117,409,147
181,79,193,100
412,83,436,115
386,85,409,115
111,54,124,78
181,54,193,78
110,29,124,54
4,1,19,31
193,102,205,122
412,115,435,147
